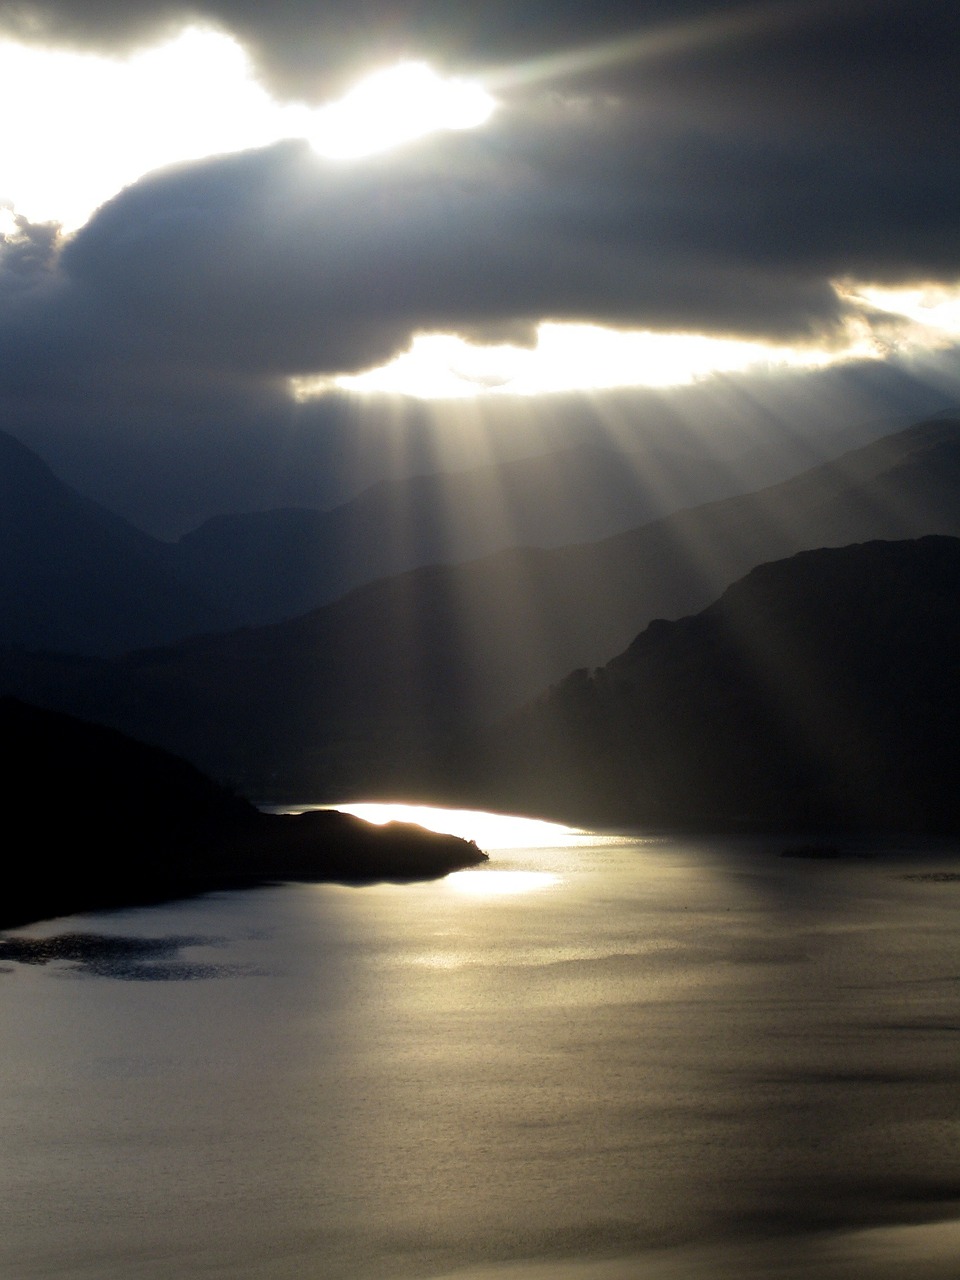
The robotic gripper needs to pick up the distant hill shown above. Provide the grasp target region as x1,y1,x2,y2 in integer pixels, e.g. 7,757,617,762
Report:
0,698,484,929
3,418,960,796
0,430,229,654
0,426,803,650
175,437,798,626
473,537,960,833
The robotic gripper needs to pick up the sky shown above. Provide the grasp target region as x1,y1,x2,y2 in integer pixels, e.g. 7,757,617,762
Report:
1,0,959,534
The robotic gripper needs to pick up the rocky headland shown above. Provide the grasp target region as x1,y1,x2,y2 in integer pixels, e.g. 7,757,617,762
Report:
1,697,485,930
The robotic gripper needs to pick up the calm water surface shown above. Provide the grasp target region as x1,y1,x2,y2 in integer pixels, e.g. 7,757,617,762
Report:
2,808,959,1279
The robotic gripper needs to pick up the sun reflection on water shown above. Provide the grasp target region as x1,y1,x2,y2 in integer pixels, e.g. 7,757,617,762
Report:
445,868,563,896
329,802,585,850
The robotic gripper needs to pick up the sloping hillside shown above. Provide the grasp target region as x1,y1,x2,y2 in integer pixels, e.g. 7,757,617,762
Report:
175,437,793,624
476,537,960,832
0,425,803,646
3,419,959,795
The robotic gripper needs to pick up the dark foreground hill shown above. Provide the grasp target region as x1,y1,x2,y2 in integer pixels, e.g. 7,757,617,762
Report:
0,698,484,929
3,418,960,796
471,538,960,834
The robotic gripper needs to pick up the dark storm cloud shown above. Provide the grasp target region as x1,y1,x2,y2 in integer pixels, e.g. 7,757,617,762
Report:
41,56,958,385
0,0,955,384
2,1,957,116
1,0,959,533
0,1,746,96
3,3,956,333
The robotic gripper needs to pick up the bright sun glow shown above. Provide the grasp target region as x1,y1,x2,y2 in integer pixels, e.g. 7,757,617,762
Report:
444,868,563,896
5,22,954,402
326,802,583,849
0,26,314,230
0,30,495,231
308,62,495,159
291,317,883,402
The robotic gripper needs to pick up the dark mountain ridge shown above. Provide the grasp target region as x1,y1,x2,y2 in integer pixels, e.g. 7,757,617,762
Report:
175,436,801,626
3,418,960,798
473,537,960,833
0,425,802,651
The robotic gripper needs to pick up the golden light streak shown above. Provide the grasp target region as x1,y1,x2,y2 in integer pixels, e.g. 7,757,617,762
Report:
291,319,880,402
327,802,583,849
484,0,826,96
444,869,563,895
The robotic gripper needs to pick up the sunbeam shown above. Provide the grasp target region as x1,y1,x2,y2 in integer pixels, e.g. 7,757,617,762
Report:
485,0,826,96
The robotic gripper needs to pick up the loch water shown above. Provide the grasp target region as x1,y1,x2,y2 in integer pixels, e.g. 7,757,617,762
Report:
2,809,959,1280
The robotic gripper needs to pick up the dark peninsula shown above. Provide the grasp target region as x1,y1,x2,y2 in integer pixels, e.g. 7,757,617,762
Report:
1,697,486,930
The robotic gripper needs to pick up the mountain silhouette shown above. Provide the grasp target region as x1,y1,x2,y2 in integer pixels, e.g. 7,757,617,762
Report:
175,437,800,626
2,417,960,797
1,426,803,650
471,537,960,833
0,697,484,928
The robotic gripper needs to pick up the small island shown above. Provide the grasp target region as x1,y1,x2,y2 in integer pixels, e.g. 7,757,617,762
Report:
1,697,486,931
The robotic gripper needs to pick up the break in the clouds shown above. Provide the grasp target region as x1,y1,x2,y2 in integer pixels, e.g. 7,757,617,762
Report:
0,0,959,525
0,2,788,97
10,50,960,369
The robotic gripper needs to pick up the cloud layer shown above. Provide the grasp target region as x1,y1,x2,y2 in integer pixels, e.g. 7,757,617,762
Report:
1,0,958,531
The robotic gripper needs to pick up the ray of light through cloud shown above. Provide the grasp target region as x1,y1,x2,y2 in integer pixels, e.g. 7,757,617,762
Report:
485,0,823,97
2,10,959,412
